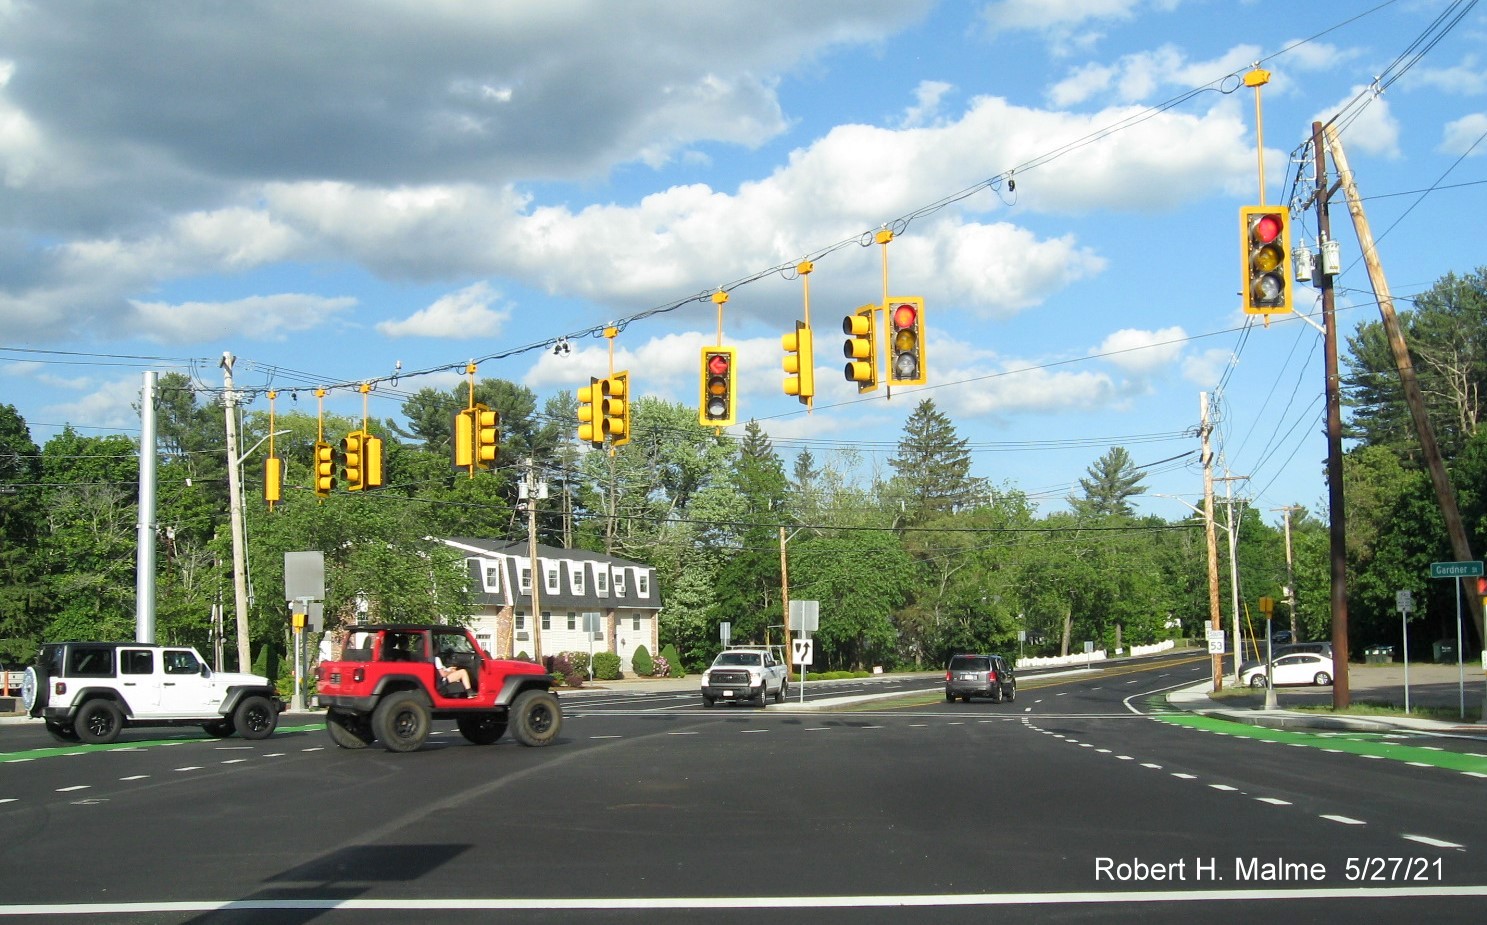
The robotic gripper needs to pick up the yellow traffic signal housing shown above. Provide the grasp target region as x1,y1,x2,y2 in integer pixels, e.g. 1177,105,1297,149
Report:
884,297,926,386
312,441,337,497
699,347,736,427
602,371,631,446
263,455,283,505
577,377,604,447
342,430,366,491
364,433,384,488
473,404,499,468
782,321,815,404
452,408,475,470
841,304,878,393
1240,206,1293,314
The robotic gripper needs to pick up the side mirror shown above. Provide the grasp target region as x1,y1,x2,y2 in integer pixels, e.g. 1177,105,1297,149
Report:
200,664,212,677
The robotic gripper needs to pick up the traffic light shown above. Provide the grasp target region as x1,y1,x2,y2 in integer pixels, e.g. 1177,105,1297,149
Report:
473,404,499,468
364,433,384,488
601,371,630,446
452,408,474,470
1241,205,1292,314
842,304,878,393
263,456,283,505
342,430,366,491
885,297,926,386
577,377,603,447
312,441,337,497
699,347,736,426
782,321,815,404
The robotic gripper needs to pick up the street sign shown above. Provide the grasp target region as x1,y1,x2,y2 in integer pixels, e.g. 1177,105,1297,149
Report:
1396,589,1413,613
1206,629,1226,654
1258,596,1274,617
788,600,819,633
720,621,731,646
284,551,325,603
1430,560,1484,579
792,638,814,667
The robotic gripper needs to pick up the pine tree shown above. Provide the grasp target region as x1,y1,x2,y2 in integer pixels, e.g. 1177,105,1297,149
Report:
888,399,984,524
1068,446,1146,517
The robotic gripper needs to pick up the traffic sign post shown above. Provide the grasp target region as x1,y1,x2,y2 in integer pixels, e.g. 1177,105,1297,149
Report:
1397,589,1414,714
1427,562,1481,720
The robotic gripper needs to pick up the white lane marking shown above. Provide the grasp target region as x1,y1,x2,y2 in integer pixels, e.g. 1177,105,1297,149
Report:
739,730,768,734
1321,815,1366,825
1403,835,1463,849
56,785,89,792
1209,784,1238,792
221,759,247,765
666,731,698,736
1141,763,1163,769
1171,773,1197,780
0,798,16,804
174,766,203,772
119,775,148,781
1254,797,1291,806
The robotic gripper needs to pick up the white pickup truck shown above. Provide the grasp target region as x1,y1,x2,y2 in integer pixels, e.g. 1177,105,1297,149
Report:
700,646,789,707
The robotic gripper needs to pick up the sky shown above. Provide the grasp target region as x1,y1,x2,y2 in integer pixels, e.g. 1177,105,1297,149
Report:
1,0,1484,525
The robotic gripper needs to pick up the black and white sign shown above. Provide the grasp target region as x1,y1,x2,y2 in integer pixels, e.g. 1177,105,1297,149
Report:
792,638,814,667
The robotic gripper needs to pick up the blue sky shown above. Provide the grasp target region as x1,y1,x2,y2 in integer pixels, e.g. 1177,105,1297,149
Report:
1,1,1484,524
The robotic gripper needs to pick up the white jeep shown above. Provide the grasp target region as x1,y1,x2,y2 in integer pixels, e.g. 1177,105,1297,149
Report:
23,641,284,744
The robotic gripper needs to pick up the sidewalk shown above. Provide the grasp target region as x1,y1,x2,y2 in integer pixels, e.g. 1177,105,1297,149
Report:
1169,661,1487,734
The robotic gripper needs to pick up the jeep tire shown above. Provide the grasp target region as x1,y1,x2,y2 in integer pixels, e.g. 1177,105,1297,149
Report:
76,699,125,745
509,689,560,747
373,691,432,752
456,712,508,745
326,709,376,749
233,695,279,740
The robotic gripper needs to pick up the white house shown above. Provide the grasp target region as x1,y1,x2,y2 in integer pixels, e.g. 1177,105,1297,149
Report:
438,537,663,673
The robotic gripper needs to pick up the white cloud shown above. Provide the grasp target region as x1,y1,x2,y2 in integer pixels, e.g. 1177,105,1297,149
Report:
377,282,511,339
1181,347,1235,386
1094,326,1187,374
126,294,357,344
1312,90,1401,158
1440,113,1487,156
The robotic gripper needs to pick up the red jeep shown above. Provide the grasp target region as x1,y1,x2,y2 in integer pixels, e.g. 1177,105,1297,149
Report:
315,623,560,752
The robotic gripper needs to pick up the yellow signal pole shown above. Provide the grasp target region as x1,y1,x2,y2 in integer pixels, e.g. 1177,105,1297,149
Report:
876,229,893,394
1245,67,1271,204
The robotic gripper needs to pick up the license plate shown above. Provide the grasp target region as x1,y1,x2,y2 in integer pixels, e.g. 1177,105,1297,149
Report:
723,690,734,698
960,673,977,680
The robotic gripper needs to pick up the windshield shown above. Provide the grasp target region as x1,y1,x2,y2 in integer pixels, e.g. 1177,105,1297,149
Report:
714,652,763,667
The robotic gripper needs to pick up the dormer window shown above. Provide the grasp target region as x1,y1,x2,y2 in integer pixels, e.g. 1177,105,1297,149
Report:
546,566,559,592
572,567,585,595
483,564,501,593
520,567,532,593
638,573,649,596
596,571,608,595
613,570,626,595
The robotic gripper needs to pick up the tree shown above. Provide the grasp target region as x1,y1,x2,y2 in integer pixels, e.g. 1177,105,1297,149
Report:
888,399,985,525
1068,446,1147,517
0,405,44,662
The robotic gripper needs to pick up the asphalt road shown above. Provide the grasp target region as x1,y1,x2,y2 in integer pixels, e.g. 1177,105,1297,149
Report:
3,652,1486,923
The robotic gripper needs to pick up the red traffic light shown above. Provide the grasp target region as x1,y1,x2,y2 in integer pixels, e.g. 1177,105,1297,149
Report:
892,303,917,330
707,353,730,376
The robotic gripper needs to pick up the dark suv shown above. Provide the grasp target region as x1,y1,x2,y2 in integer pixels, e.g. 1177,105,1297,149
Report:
945,653,1017,703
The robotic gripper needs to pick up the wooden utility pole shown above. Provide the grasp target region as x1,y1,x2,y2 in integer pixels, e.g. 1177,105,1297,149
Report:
1272,505,1301,640
1201,392,1224,691
1306,120,1352,709
1325,125,1483,649
525,457,544,661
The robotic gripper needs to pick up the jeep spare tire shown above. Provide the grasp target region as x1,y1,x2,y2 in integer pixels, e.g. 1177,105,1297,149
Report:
509,689,561,747
21,665,46,715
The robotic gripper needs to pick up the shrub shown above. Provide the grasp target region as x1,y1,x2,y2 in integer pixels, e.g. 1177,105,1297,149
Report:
592,651,622,681
659,644,683,677
564,670,586,688
650,655,671,678
631,645,654,677
562,650,592,677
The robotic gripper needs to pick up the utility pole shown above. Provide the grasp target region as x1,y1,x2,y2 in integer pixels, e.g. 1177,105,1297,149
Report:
135,371,158,644
1272,505,1300,640
221,352,252,674
1326,125,1483,651
1201,393,1223,691
1217,476,1249,685
778,526,790,655
525,457,544,661
1308,121,1351,709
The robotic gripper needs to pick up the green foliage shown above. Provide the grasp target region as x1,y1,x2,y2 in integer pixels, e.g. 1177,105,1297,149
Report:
660,643,683,677
631,644,654,677
591,651,622,680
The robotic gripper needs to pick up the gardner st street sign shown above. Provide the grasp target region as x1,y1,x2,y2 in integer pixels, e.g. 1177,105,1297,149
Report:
1429,560,1484,579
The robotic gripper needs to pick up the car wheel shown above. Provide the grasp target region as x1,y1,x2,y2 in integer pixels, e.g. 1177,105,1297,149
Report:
774,680,786,703
1315,671,1332,686
233,695,279,740
456,712,508,745
1249,674,1268,688
510,689,561,747
702,695,715,708
992,684,1004,704
325,709,375,749
202,719,235,738
75,699,124,745
44,719,79,742
373,691,432,752
1008,684,1016,702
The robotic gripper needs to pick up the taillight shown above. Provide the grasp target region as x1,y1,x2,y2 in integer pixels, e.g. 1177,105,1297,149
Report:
987,671,997,682
353,668,365,683
945,671,952,681
55,681,66,695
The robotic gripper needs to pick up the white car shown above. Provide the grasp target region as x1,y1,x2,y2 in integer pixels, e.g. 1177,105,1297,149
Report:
700,648,789,707
1241,652,1334,688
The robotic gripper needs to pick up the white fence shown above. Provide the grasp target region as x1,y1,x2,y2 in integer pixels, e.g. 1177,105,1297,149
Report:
1015,638,1174,670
